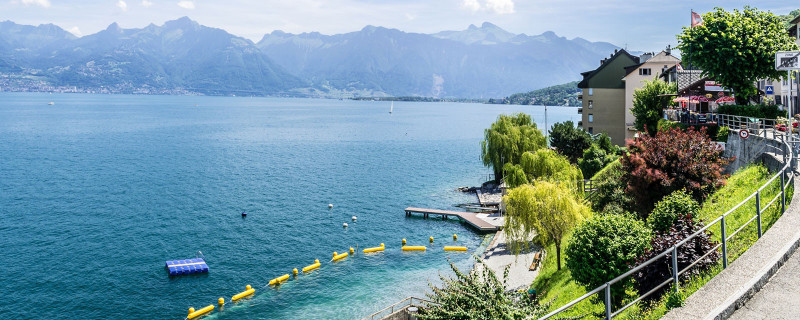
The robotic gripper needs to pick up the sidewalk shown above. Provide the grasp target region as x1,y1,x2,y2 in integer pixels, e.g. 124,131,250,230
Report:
728,247,800,320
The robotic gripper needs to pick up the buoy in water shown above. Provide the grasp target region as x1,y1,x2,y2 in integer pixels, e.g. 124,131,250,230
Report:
241,211,247,217
343,223,348,228
329,204,334,208
352,216,357,221
218,297,225,305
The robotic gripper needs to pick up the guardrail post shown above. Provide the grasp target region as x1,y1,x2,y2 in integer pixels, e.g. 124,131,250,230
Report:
781,168,786,214
604,283,612,320
721,216,728,269
756,191,762,238
672,245,679,292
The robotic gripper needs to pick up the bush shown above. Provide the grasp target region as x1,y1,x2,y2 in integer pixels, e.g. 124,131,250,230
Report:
717,104,787,119
421,259,549,320
633,214,720,302
590,160,634,214
647,190,701,233
656,119,720,140
578,144,618,178
549,121,592,163
565,214,651,305
717,126,729,142
621,127,730,217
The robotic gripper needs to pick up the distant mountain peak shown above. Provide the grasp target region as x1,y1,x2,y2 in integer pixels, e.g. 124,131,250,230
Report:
480,22,499,29
468,24,478,30
432,21,515,44
163,16,200,30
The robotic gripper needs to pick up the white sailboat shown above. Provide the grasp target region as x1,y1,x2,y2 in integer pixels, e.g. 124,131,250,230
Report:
389,101,393,114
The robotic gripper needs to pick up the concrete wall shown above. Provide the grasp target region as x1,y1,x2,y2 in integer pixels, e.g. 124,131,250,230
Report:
582,87,626,145
723,130,788,174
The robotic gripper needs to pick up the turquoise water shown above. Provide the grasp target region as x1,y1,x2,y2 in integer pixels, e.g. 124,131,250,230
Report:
0,93,579,320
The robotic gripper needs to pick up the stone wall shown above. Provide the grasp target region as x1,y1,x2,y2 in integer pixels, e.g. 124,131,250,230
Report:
723,130,788,173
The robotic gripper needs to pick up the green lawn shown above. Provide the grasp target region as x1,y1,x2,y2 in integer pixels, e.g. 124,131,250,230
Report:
529,164,793,319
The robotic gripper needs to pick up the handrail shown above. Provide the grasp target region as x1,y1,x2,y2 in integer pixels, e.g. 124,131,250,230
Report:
360,296,437,320
539,116,796,320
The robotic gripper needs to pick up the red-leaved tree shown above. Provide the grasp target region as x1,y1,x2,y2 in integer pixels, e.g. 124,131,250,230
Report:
621,127,730,216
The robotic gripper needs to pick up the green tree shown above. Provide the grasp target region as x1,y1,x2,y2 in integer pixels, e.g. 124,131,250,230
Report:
420,259,548,320
504,182,591,270
481,113,546,180
578,144,619,178
549,121,592,163
565,214,651,306
595,132,616,154
677,7,799,104
518,149,584,193
631,78,676,136
647,190,701,233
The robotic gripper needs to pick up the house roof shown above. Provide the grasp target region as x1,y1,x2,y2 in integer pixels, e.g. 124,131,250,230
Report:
790,14,800,26
577,49,640,88
677,70,705,92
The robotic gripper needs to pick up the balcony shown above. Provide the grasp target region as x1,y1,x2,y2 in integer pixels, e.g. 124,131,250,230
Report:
578,107,583,114
578,94,583,100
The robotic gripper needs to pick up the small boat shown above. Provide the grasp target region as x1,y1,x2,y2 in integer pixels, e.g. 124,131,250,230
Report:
47,102,54,105
389,101,393,114
241,211,247,217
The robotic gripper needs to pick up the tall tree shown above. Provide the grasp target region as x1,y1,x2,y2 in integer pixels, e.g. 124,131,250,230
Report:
517,149,584,193
504,181,591,270
677,6,798,104
549,121,592,163
631,78,676,136
481,113,546,180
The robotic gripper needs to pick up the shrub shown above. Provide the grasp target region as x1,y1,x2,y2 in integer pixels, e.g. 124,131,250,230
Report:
565,214,651,305
633,214,720,301
549,121,592,163
656,119,720,140
578,144,618,178
420,259,549,320
621,127,730,217
647,190,701,233
632,78,676,136
590,160,634,214
717,104,787,119
717,126,729,142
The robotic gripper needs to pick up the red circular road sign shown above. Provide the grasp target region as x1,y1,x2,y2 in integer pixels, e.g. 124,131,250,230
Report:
739,130,749,139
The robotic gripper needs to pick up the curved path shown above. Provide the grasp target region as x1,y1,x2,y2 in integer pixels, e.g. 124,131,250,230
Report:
728,246,800,319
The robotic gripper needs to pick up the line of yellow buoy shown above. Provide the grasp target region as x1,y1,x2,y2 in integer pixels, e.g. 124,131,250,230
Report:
183,235,464,319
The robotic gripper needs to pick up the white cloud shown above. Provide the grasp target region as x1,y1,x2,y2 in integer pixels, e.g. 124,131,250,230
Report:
485,0,514,14
177,1,194,9
67,26,82,36
462,0,480,13
20,0,51,8
117,0,128,11
141,0,153,7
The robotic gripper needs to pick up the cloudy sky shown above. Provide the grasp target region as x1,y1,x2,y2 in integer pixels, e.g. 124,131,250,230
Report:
0,0,796,50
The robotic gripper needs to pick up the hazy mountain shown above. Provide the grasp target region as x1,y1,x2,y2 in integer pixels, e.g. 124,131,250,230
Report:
257,23,621,98
1,18,623,97
1,17,303,94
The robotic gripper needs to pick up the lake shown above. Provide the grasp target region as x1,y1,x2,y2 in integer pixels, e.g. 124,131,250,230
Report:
0,93,579,319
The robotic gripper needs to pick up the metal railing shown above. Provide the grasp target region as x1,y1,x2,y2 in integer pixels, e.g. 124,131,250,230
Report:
539,119,797,320
361,297,437,320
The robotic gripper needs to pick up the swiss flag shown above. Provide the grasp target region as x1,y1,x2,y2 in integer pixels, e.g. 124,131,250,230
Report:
691,11,703,27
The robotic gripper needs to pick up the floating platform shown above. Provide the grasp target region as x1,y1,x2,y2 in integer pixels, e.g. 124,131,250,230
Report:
165,258,209,276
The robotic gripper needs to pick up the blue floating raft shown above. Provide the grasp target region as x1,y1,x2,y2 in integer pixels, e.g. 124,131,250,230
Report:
165,258,209,276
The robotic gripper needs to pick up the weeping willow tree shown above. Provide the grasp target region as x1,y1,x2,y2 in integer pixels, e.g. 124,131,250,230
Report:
503,149,584,194
481,113,546,181
504,181,591,270
420,258,549,320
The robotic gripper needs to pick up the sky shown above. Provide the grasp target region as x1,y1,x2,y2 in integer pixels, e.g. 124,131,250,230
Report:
0,0,797,50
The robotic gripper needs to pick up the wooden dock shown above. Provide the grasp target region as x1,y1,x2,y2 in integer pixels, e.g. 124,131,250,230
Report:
404,207,499,232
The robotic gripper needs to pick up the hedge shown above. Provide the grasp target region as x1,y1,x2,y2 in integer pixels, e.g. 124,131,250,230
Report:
717,104,787,119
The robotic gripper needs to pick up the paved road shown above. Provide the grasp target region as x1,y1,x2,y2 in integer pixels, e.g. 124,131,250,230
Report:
729,247,800,320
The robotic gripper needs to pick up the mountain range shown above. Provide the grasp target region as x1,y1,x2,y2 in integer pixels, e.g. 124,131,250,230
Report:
0,17,621,98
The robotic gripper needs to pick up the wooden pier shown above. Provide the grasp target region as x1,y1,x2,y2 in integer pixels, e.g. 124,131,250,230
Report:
404,207,499,232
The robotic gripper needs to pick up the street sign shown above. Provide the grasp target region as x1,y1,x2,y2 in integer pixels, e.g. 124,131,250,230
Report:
766,85,774,95
776,51,800,70
739,130,749,140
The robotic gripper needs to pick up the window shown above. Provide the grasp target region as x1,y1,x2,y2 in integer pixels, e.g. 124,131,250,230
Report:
639,68,652,76
588,127,594,134
588,88,593,96
588,100,593,109
588,114,594,123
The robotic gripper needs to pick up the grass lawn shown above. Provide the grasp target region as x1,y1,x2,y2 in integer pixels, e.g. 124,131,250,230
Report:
530,164,793,319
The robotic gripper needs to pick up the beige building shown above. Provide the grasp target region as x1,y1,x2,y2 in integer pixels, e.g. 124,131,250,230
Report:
622,51,680,139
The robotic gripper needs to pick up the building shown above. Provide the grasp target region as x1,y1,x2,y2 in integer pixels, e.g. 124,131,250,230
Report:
577,48,678,145
577,49,639,145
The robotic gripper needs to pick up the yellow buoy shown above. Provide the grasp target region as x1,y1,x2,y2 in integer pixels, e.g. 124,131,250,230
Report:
332,251,349,261
187,305,214,319
218,297,225,305
269,274,290,285
188,307,195,315
363,243,386,253
402,246,426,251
349,247,354,254
303,259,321,272
402,238,407,245
453,234,458,240
443,246,468,251
232,285,255,301
293,268,298,276
429,236,434,242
